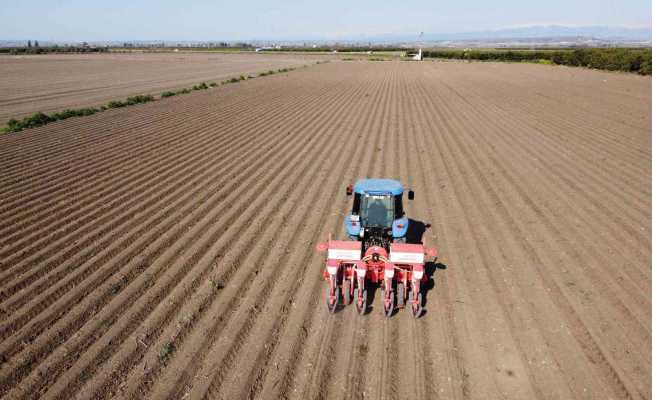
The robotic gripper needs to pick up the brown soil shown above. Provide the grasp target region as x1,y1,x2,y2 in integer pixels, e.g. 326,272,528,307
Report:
0,52,329,122
0,60,650,400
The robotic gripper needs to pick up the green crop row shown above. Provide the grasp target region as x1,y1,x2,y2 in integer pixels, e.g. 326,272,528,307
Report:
4,111,98,133
3,65,305,134
160,66,300,99
3,94,158,133
107,95,155,109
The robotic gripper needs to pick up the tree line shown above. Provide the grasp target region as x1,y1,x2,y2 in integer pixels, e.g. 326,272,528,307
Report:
422,48,652,75
0,47,108,54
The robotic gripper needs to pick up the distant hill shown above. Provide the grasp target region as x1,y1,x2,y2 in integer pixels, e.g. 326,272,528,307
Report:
367,26,652,45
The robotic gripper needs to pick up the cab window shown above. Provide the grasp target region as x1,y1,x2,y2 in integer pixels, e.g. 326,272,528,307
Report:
360,194,394,227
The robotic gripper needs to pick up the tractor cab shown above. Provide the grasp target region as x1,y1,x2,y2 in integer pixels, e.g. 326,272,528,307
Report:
345,179,414,249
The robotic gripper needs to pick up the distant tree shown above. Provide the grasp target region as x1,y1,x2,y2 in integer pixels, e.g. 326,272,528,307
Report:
27,40,32,48
34,40,39,48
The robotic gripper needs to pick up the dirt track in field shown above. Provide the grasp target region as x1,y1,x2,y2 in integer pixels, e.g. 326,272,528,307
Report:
0,60,650,400
0,52,328,122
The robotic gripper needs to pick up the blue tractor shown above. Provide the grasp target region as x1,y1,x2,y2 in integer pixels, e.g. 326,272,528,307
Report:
344,179,414,250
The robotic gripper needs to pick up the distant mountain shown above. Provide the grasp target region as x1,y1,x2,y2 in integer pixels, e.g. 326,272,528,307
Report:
369,25,652,43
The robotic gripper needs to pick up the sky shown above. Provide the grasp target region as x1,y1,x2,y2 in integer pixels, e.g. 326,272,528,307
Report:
1,0,651,41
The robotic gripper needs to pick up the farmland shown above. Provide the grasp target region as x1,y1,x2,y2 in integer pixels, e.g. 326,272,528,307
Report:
0,59,651,400
0,52,329,123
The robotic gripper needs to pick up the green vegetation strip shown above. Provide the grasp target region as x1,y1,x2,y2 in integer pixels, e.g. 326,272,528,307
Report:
2,65,307,134
423,48,652,75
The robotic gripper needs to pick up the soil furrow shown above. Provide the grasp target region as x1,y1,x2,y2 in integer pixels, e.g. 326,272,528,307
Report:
253,66,394,400
441,66,652,197
0,59,648,400
304,66,392,400
0,79,333,354
2,71,349,399
98,69,367,400
433,75,652,336
397,70,438,400
419,68,642,399
0,94,327,398
0,67,315,208
0,76,309,243
0,75,334,310
195,91,365,400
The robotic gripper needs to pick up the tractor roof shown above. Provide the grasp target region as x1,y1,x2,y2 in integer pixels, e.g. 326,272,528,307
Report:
353,179,404,195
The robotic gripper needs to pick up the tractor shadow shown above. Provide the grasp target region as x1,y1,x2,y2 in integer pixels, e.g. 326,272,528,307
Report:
406,219,447,315
421,260,447,314
364,261,446,317
406,218,428,245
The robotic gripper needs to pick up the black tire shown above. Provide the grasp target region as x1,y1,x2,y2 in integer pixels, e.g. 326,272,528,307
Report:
326,285,339,314
411,292,423,318
343,279,351,306
397,282,405,309
382,288,394,318
354,287,367,315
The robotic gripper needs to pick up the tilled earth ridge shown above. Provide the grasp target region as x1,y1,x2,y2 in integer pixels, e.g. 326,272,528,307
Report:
0,60,650,400
0,52,332,122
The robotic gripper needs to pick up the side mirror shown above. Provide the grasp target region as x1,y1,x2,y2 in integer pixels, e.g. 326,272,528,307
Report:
408,190,415,200
346,185,353,196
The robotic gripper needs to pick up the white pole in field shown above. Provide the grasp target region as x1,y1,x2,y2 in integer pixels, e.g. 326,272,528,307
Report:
413,32,424,61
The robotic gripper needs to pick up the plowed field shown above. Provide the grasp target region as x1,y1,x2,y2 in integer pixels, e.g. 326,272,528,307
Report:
0,60,650,400
0,52,328,122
